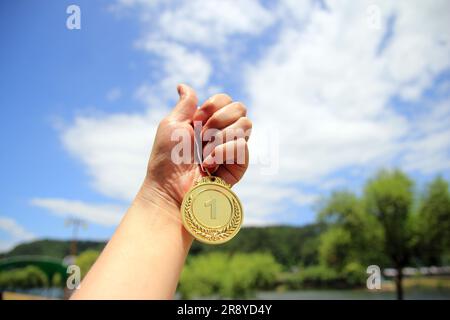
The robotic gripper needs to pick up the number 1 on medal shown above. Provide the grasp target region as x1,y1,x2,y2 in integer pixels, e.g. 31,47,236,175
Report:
205,198,217,220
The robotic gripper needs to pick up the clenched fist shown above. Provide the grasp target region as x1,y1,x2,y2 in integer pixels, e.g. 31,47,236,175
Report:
139,84,252,210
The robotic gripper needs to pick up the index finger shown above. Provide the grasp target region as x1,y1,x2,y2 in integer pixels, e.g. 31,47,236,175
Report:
193,93,232,124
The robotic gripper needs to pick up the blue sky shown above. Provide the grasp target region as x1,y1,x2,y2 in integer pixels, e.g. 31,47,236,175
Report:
0,0,150,246
1,0,449,251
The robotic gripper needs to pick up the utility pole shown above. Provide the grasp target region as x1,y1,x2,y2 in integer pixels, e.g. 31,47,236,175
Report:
65,218,88,257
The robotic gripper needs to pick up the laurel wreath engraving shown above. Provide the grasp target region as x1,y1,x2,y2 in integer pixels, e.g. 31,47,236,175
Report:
184,194,241,242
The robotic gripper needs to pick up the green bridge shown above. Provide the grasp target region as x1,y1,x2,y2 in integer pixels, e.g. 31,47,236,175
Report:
0,256,68,281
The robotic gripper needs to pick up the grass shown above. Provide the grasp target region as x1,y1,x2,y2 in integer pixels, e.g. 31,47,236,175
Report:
381,276,450,291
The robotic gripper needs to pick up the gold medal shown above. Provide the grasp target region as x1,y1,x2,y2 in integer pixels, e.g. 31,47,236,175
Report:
181,175,243,245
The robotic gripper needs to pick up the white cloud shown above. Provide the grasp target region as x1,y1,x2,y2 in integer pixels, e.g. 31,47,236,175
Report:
60,109,167,201
119,0,275,103
37,0,450,227
380,1,450,100
243,0,450,209
30,198,126,227
0,216,35,240
0,216,35,252
135,39,213,101
114,0,274,47
402,99,450,173
155,0,274,47
247,3,404,178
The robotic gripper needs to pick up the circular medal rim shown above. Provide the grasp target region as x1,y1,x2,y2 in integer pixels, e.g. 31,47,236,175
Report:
181,178,243,245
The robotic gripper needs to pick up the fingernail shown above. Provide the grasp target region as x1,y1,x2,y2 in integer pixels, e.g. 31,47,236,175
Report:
194,108,208,122
177,84,185,98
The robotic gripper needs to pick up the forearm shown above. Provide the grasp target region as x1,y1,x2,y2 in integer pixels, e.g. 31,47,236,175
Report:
71,187,193,299
69,85,250,299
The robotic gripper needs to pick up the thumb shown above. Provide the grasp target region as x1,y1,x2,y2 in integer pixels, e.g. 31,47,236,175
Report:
170,84,198,122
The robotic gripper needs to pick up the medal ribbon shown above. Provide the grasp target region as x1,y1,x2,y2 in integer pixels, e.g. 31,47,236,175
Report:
194,121,212,178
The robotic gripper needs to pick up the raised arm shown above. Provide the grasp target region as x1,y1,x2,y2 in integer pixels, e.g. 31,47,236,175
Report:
71,85,251,299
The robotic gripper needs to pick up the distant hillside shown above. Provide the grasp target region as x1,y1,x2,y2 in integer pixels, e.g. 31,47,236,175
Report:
0,224,324,267
0,239,106,260
191,224,324,267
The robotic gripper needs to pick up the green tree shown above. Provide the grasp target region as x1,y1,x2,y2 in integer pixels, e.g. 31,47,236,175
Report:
75,250,100,279
318,227,352,271
51,272,63,288
0,266,48,289
318,191,384,268
221,253,281,298
179,253,228,298
179,252,281,299
364,169,414,300
416,176,450,265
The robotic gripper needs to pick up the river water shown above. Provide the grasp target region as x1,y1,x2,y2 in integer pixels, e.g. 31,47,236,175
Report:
10,287,450,300
256,288,450,300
